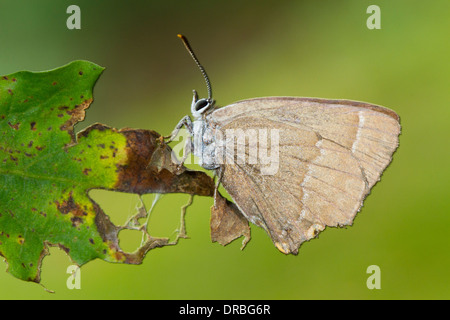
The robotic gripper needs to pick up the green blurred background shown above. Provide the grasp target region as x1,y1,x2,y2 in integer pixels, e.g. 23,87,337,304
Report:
0,0,448,299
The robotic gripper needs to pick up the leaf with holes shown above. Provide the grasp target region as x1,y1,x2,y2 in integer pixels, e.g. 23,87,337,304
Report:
0,61,214,284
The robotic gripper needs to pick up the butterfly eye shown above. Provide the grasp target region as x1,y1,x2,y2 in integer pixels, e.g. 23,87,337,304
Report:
194,98,210,112
191,98,214,117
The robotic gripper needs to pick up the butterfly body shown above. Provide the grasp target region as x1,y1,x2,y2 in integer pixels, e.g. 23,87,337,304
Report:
192,112,220,171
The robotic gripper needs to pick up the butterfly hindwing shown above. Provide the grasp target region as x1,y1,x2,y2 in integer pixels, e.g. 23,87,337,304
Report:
209,97,400,254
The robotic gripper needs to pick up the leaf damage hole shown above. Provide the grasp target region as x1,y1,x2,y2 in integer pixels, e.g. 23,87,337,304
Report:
88,190,194,250
117,229,144,253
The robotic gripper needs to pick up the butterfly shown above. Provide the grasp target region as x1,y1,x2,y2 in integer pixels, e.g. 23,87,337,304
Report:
166,35,400,254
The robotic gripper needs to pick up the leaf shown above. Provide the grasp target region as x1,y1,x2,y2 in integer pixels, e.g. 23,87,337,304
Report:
0,61,214,283
210,191,250,249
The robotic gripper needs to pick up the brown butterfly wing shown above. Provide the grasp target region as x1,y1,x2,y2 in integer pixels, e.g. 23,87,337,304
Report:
209,97,400,254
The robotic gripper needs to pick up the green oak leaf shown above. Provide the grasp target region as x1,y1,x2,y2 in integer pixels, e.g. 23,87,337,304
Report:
0,61,214,284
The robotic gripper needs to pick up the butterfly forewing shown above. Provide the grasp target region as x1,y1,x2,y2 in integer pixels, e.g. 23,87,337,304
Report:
209,97,400,254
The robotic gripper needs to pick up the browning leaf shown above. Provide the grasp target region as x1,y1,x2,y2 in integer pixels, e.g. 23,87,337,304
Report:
210,191,251,249
0,61,214,283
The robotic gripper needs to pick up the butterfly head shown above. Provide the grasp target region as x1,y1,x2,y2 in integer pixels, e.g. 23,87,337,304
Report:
177,35,215,119
191,90,215,118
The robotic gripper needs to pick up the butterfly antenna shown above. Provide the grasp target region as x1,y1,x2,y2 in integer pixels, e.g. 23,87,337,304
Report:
177,34,213,102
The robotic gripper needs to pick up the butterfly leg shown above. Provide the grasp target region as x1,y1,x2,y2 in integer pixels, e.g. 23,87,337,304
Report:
163,115,195,169
163,115,193,143
176,136,194,168
213,166,224,207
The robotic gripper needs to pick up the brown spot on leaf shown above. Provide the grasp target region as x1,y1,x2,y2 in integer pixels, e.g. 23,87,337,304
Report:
8,122,20,130
59,99,93,147
82,168,92,175
30,122,36,131
71,217,83,228
17,236,25,245
92,201,119,245
58,244,70,254
114,251,125,261
54,192,87,218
